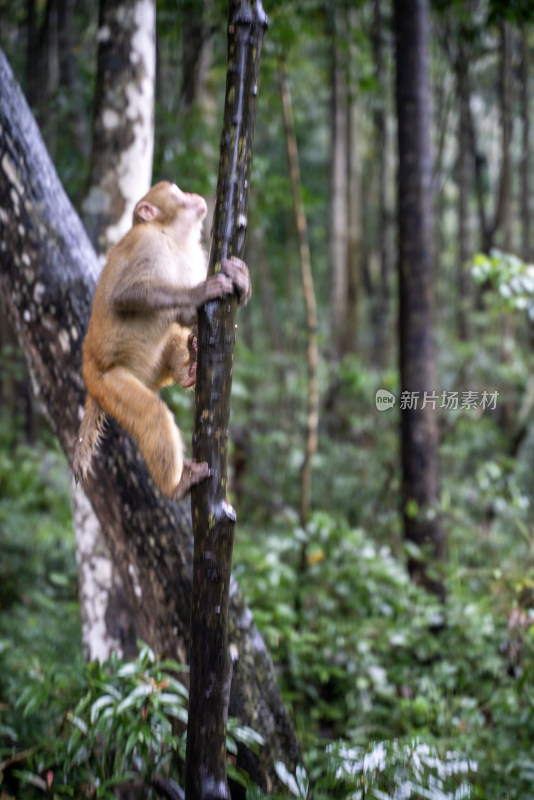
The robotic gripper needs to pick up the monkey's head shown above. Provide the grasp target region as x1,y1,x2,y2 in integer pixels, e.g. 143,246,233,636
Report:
133,181,208,236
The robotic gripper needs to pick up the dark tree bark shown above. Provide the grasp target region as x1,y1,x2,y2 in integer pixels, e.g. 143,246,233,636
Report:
520,27,531,262
26,0,39,105
371,0,394,367
455,37,473,341
0,45,299,793
25,0,90,162
185,4,273,797
26,0,59,137
469,21,513,255
346,96,363,356
345,9,363,358
394,0,445,600
57,0,91,160
329,10,349,360
179,0,213,111
495,21,513,253
496,22,515,433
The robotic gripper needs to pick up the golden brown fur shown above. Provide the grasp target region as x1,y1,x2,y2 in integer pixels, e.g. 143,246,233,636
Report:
73,181,250,498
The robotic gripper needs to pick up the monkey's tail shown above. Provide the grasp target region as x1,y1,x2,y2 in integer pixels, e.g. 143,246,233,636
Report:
72,396,106,486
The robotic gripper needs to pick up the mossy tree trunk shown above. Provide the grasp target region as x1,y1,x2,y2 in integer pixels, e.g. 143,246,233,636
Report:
185,3,272,798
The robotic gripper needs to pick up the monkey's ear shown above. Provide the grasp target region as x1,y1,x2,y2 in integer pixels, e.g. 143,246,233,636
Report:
134,201,159,223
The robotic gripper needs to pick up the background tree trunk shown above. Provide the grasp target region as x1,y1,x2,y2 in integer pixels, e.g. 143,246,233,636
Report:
495,21,513,253
0,45,299,792
497,22,515,432
345,8,363,357
395,0,445,600
329,12,349,361
455,38,472,342
279,60,319,531
25,0,90,165
371,0,394,367
74,0,157,664
81,0,156,255
179,0,213,112
520,27,530,262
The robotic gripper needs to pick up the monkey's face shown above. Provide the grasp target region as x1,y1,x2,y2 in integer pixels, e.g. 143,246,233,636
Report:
170,183,208,222
132,181,208,241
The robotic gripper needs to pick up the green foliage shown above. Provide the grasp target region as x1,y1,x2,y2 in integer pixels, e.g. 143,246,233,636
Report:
275,740,476,800
232,308,534,797
235,502,534,798
12,645,187,797
0,428,82,692
238,514,438,739
0,427,84,795
2,643,262,798
228,296,534,799
472,249,534,314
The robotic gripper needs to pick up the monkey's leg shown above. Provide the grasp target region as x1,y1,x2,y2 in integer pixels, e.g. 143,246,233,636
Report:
94,366,208,497
158,324,196,389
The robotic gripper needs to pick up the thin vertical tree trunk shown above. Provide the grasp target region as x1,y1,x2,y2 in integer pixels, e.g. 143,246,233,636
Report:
25,0,59,154
329,17,349,360
185,3,269,797
468,97,490,253
472,21,514,254
520,28,531,262
455,38,472,341
395,0,445,600
371,0,394,368
344,8,363,356
26,0,38,106
278,59,319,531
179,0,212,111
345,97,362,355
25,0,90,163
498,22,515,432
497,21,513,253
56,0,90,160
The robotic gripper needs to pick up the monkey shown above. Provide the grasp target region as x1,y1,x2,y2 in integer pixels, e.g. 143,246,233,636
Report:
72,181,251,498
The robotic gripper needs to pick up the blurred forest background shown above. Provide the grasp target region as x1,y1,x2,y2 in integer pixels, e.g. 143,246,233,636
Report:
2,0,534,797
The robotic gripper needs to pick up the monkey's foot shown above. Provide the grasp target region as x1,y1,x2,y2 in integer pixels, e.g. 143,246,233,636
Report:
174,459,210,499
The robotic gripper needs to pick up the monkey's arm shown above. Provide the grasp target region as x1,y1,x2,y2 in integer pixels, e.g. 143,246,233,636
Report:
111,258,251,321
111,273,232,318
